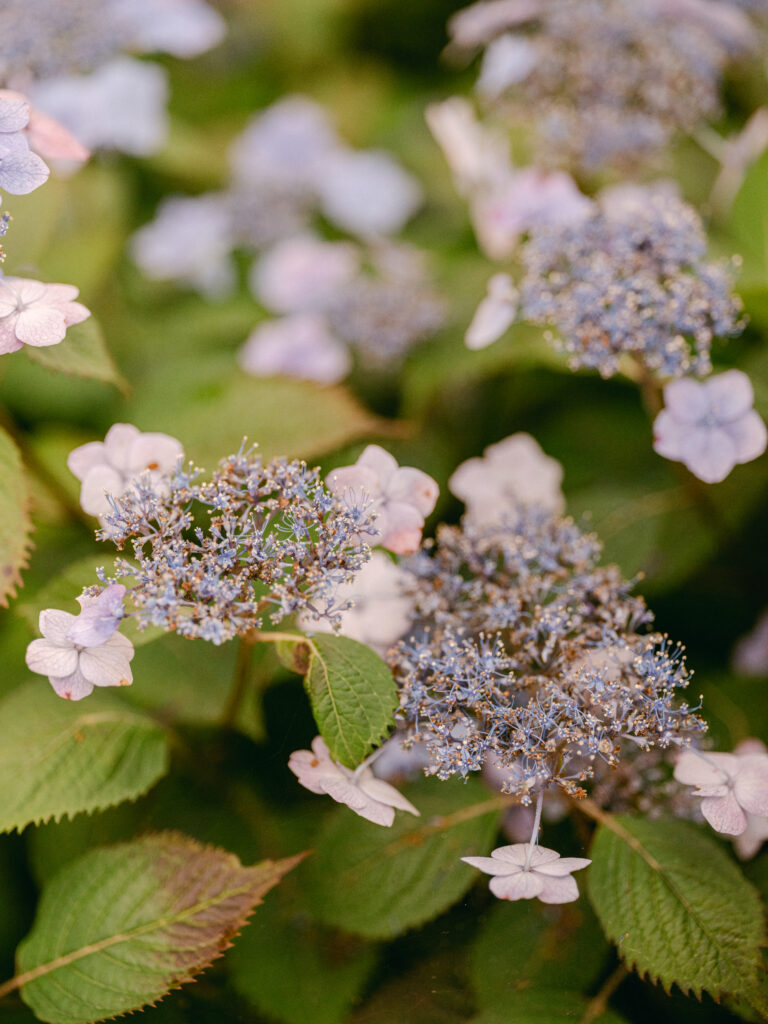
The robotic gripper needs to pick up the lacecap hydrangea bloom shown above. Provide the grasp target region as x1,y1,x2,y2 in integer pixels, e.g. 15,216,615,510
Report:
97,447,377,644
389,504,704,797
462,843,591,904
0,93,49,195
448,0,755,170
518,186,744,379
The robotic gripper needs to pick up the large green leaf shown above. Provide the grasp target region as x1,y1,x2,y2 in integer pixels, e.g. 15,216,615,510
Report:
0,684,169,833
0,427,32,607
12,834,303,1024
230,867,377,1024
131,365,383,465
469,899,609,1010
587,816,766,1005
24,318,128,393
307,778,501,938
283,633,398,766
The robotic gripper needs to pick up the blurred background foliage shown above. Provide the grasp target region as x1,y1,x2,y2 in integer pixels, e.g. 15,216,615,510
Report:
3,0,768,1021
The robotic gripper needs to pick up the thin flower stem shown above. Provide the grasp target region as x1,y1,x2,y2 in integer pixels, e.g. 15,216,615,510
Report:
523,790,544,870
220,634,255,729
579,963,629,1024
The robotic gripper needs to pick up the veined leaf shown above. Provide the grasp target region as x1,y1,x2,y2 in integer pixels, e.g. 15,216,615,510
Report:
293,633,398,766
25,318,128,394
132,368,383,465
469,899,609,1009
230,867,377,1024
0,426,33,606
12,834,303,1024
587,816,766,1003
0,684,169,833
307,778,501,939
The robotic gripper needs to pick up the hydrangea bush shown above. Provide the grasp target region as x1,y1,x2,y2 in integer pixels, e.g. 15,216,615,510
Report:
2,2,768,1024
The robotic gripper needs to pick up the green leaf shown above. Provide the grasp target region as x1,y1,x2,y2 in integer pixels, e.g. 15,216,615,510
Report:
230,866,377,1024
0,684,169,833
470,991,628,1024
17,553,163,648
730,148,768,288
297,633,398,766
0,426,33,607
132,367,383,465
306,778,502,939
13,834,303,1024
24,318,128,394
469,899,609,1010
587,816,766,1003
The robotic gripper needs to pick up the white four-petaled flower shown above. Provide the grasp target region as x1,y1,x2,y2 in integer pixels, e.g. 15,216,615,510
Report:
0,278,90,354
653,370,767,484
67,422,184,519
327,445,439,555
25,590,134,701
674,747,768,835
288,736,420,826
449,433,565,523
462,843,591,903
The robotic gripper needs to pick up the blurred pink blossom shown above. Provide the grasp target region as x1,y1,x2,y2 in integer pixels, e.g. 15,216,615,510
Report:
653,370,767,483
251,235,360,314
238,313,351,385
465,273,518,349
316,148,422,237
449,433,565,523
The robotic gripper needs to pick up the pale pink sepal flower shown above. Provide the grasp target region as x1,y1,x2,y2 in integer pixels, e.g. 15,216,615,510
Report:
472,168,592,261
238,314,351,386
653,371,767,484
298,551,414,655
316,149,423,238
251,235,360,314
67,585,127,647
0,91,89,166
327,445,439,555
447,0,539,50
31,58,169,157
730,739,768,860
449,433,565,524
462,844,591,904
25,608,134,701
732,609,768,678
466,273,518,349
0,278,90,354
67,423,184,519
476,33,538,98
288,736,420,826
673,748,768,835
